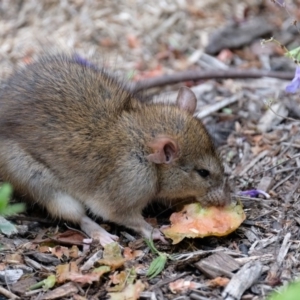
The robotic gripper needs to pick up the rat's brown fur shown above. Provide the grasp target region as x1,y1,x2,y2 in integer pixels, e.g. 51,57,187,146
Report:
0,54,231,245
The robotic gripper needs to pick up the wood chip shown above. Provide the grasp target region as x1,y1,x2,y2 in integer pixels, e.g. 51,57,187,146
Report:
257,176,274,192
222,261,263,300
40,282,79,300
195,252,240,279
257,102,289,133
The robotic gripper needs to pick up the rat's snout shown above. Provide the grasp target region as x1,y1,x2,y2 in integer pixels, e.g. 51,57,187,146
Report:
197,179,232,207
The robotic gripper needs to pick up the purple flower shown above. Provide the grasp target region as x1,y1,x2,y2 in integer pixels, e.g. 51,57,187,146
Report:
286,67,300,93
238,189,270,199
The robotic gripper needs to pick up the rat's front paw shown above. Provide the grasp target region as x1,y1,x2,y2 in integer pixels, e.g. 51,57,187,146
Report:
91,230,119,246
148,228,169,244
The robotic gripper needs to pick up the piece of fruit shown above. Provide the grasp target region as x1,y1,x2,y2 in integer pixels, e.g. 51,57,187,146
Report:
161,202,246,244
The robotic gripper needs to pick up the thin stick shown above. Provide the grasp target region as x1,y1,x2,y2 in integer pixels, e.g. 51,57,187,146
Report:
252,153,300,177
0,286,20,299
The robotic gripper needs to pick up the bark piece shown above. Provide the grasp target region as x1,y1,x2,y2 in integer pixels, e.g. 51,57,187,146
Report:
205,17,274,55
195,252,240,279
222,261,263,300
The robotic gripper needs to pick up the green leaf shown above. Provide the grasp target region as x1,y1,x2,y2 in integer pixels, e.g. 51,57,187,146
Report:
1,203,26,217
285,46,300,61
29,275,56,291
144,238,160,255
42,275,56,291
0,184,13,212
268,281,300,300
146,254,168,279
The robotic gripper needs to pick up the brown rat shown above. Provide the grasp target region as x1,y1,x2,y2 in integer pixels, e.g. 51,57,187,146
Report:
0,54,231,245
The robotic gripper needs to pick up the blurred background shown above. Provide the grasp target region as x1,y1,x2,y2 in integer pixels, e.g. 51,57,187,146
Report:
0,0,297,81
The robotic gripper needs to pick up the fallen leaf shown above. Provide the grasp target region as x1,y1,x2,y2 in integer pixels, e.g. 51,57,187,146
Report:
123,248,143,260
55,230,86,245
96,242,126,270
73,295,87,300
108,280,145,300
56,262,78,284
29,275,56,291
56,262,108,285
108,269,137,292
93,266,111,277
68,272,101,284
69,245,80,258
39,246,52,253
169,279,203,294
5,253,23,264
108,271,127,292
207,277,230,287
162,202,246,244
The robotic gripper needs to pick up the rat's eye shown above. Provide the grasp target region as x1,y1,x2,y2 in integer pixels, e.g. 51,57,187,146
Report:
197,169,210,178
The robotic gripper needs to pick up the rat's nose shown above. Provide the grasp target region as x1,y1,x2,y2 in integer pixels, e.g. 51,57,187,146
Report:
198,179,232,207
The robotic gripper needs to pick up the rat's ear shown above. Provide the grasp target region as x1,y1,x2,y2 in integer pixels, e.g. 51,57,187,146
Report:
147,136,178,164
176,86,197,115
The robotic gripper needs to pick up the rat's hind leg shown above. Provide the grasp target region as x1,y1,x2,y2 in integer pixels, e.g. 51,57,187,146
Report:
0,140,86,222
0,141,118,246
40,192,118,246
80,216,119,246
48,193,118,245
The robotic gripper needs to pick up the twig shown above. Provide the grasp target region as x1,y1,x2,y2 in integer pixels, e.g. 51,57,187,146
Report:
272,170,296,191
130,69,294,93
252,153,300,177
277,233,291,266
275,166,300,174
148,272,188,291
236,150,269,177
196,95,239,119
0,286,20,299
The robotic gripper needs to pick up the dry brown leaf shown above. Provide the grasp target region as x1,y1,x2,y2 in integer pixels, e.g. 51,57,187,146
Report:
96,242,126,270
5,253,23,264
108,271,127,292
169,279,202,294
123,247,143,261
73,295,87,300
55,230,86,245
39,246,52,253
56,262,108,285
56,262,79,284
67,272,101,284
207,276,230,287
52,246,69,259
69,245,80,258
108,280,145,300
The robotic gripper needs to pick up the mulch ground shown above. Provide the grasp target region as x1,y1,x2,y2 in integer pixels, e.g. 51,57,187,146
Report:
0,1,300,299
